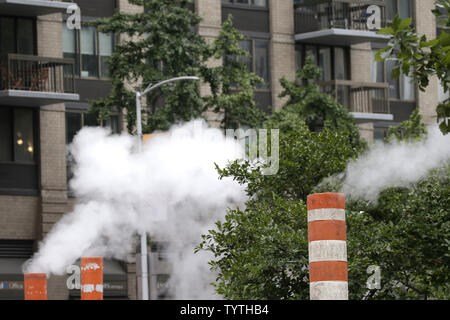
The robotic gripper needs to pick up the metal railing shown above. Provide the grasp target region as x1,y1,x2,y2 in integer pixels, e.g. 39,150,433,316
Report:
294,0,386,34
0,54,75,93
319,79,390,114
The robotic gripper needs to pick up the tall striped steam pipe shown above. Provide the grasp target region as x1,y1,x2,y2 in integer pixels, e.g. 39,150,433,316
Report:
307,193,348,300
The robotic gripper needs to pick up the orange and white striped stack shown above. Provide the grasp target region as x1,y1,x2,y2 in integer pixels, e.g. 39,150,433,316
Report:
81,257,103,300
307,193,348,300
24,273,47,300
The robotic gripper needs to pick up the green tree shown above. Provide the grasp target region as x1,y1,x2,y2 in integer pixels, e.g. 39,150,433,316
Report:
384,108,427,143
198,62,450,300
196,60,364,299
345,164,450,300
204,16,266,129
376,0,450,134
90,0,265,133
274,55,363,149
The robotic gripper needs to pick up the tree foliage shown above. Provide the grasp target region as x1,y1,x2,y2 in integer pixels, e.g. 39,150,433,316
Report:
197,61,364,299
198,62,450,300
376,0,450,134
91,0,265,133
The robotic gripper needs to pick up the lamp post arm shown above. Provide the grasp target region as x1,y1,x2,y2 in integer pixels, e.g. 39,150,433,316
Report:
142,76,200,96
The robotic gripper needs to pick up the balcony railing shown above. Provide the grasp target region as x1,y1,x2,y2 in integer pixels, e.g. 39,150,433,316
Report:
0,54,75,94
294,0,386,34
319,79,390,114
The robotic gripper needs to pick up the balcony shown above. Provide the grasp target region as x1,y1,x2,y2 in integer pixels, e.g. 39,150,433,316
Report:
0,0,72,17
0,54,79,106
319,79,393,121
294,0,391,46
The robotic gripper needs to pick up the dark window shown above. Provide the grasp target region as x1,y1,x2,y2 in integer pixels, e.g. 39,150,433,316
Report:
223,0,267,7
295,44,350,81
371,49,415,101
0,107,36,164
0,16,35,57
233,39,271,90
386,0,413,21
63,23,114,79
66,111,120,145
374,127,388,142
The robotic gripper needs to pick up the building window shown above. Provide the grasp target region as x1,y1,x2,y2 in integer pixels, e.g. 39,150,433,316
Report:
386,0,413,21
0,107,35,163
66,111,120,145
222,0,267,8
63,23,114,79
374,127,388,142
371,49,415,101
227,39,271,90
295,44,350,81
438,80,450,103
0,16,35,57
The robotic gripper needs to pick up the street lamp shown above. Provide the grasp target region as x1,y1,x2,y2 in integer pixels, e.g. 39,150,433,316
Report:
135,76,200,300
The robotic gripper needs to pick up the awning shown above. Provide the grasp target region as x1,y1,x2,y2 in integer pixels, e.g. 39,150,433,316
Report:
0,0,72,17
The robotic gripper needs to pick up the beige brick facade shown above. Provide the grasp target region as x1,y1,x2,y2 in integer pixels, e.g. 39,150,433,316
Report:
0,196,39,240
414,0,439,125
269,0,296,111
351,42,374,144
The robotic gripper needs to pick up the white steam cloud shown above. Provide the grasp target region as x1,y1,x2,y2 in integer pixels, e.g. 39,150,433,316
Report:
24,119,247,299
338,125,450,201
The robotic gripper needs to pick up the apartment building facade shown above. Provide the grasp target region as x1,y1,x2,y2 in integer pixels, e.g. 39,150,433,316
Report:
0,0,445,300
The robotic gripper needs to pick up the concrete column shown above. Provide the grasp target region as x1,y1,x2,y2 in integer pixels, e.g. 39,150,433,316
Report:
351,42,374,144
36,9,70,299
307,193,348,300
269,0,296,111
414,0,439,125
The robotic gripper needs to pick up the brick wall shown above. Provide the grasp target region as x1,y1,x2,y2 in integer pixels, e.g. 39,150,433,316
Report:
0,196,39,239
351,42,374,144
269,0,296,112
414,0,439,125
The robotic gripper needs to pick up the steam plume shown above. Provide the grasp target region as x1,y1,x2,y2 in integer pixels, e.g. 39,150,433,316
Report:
336,125,450,201
24,120,246,299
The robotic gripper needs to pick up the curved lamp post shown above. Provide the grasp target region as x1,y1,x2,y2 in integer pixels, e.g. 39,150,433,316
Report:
135,76,200,300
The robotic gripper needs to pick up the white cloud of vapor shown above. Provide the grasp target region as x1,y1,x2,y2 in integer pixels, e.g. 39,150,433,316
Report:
339,126,450,201
23,119,247,299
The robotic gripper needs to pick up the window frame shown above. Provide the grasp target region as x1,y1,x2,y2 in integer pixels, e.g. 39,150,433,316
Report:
63,22,115,80
371,48,416,102
226,37,271,92
295,43,351,82
0,106,38,165
65,110,121,145
221,0,268,9
0,15,37,57
386,0,415,24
